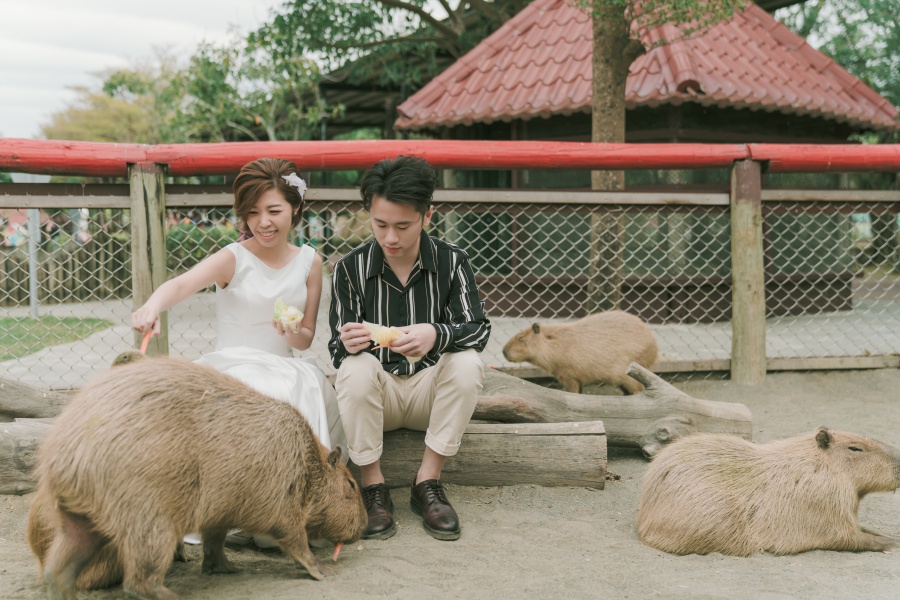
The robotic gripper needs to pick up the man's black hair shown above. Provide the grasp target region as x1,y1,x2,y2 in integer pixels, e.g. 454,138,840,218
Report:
359,155,436,215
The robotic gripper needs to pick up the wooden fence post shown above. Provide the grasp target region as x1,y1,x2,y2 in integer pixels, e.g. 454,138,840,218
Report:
129,163,168,355
729,159,766,384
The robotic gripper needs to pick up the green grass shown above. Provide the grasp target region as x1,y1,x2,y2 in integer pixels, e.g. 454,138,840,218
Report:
0,316,114,361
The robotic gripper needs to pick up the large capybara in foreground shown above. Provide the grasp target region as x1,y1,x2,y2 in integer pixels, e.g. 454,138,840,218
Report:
502,310,658,394
29,357,366,599
637,427,900,556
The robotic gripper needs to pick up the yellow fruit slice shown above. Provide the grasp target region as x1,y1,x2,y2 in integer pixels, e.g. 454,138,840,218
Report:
362,321,421,363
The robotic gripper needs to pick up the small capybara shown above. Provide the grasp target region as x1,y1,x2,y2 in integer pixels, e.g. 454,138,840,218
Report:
502,310,658,394
637,427,900,556
29,357,366,599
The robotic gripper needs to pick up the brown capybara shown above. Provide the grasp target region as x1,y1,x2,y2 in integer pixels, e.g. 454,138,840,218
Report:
502,310,658,394
30,356,366,600
637,427,900,556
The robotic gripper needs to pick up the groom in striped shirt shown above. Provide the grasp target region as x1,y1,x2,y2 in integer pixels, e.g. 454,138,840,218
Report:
329,155,491,541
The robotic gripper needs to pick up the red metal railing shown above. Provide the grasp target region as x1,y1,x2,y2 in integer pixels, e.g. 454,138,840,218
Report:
1,139,899,176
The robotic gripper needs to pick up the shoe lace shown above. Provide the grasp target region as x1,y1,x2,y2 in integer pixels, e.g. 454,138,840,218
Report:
362,485,387,508
421,480,450,505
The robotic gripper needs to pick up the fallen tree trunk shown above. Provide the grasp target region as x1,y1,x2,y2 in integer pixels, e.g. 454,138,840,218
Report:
352,421,607,489
0,378,69,419
0,419,50,495
477,364,752,457
3,419,607,494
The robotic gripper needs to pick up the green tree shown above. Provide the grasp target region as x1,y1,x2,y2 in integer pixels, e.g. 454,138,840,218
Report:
40,53,184,144
777,0,900,266
39,39,335,145
583,0,746,191
252,0,531,89
777,0,899,133
174,38,338,142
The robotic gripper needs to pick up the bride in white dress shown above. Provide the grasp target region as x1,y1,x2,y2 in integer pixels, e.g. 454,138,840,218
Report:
131,159,345,546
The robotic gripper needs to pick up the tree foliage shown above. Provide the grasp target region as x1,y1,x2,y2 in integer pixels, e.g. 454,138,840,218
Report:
40,38,336,144
777,0,899,110
251,0,531,87
41,55,181,144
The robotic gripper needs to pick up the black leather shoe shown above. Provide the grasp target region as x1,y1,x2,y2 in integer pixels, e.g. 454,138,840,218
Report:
409,478,461,541
361,483,396,540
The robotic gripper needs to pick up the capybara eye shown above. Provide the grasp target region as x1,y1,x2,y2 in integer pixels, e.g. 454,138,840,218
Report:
849,446,864,452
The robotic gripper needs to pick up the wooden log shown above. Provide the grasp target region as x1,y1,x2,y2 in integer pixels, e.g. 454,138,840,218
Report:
2,416,606,494
0,419,50,495
350,421,607,489
475,364,752,458
0,378,69,419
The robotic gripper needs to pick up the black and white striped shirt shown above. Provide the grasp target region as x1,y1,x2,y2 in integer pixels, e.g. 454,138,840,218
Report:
328,231,491,375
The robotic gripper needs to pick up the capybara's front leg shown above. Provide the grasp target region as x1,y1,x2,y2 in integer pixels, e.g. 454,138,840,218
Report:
44,510,104,600
173,541,188,563
281,533,326,580
200,529,241,574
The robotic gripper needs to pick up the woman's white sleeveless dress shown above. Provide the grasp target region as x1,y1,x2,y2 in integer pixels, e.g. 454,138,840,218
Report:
194,242,345,452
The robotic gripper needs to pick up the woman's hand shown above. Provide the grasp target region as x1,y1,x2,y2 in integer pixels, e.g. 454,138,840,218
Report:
131,305,161,336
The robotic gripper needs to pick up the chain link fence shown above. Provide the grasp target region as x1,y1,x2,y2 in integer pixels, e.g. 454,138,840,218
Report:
2,182,899,390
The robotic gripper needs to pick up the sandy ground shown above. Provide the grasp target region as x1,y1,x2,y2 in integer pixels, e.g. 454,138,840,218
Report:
2,368,899,600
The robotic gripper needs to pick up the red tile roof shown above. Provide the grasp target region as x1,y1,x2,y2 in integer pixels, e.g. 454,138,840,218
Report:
395,0,898,133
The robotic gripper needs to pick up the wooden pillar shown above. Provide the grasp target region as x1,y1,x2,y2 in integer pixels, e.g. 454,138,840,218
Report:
729,159,765,384
129,163,168,355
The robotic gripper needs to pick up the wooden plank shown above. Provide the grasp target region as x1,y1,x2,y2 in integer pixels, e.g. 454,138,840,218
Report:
767,356,900,371
496,356,900,378
729,159,766,384
352,421,607,489
0,196,130,209
762,189,900,203
3,186,895,209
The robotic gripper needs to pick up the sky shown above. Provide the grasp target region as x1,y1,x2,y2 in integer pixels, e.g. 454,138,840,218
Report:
0,0,286,139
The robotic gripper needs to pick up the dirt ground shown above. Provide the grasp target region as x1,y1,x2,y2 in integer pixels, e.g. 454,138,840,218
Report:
2,368,899,600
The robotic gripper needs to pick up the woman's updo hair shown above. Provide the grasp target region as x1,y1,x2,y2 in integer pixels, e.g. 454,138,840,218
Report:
232,158,306,234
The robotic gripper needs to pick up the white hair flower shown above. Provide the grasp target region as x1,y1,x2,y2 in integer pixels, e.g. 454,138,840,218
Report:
281,172,307,199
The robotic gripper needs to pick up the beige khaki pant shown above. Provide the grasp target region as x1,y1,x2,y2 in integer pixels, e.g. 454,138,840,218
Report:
335,349,484,466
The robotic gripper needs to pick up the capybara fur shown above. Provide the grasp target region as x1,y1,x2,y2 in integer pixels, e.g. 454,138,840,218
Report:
29,356,366,599
637,427,900,556
502,310,658,394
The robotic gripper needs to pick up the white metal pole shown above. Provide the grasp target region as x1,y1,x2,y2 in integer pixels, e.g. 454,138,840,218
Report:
27,208,40,318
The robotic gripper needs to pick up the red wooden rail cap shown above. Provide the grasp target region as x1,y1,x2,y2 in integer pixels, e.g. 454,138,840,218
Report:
0,138,898,177
749,144,900,173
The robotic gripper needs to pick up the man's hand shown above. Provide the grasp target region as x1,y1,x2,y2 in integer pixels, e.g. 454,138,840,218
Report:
390,324,437,359
340,322,373,354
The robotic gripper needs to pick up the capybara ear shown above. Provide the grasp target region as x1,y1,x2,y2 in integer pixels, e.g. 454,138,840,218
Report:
816,427,832,449
531,323,541,334
327,446,343,467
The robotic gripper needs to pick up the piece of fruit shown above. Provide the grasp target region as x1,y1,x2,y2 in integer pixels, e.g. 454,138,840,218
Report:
362,321,422,363
274,297,304,333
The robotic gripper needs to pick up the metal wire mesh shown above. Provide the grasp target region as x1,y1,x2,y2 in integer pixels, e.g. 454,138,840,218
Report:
2,192,899,390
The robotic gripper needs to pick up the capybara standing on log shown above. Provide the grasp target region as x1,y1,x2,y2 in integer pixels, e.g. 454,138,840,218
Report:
637,427,900,556
502,310,658,394
29,357,366,599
